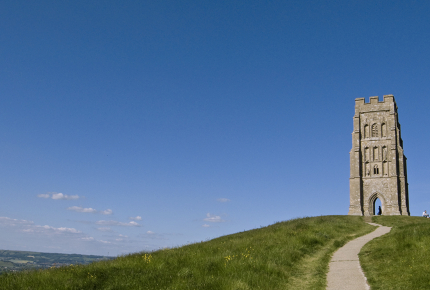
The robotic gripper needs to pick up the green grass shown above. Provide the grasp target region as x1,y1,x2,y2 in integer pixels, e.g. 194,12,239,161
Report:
0,216,374,290
360,216,430,290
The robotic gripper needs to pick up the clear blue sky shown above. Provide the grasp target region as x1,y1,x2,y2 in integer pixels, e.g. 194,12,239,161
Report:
1,0,429,256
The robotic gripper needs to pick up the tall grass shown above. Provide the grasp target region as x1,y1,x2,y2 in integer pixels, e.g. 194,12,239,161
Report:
0,216,373,290
360,216,430,290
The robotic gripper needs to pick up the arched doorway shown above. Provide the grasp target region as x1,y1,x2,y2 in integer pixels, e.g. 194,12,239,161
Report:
368,192,385,216
374,198,382,215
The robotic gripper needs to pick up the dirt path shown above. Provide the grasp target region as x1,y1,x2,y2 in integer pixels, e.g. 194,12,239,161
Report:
326,223,391,290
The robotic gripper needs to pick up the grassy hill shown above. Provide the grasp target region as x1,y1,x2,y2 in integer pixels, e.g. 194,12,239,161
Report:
0,216,374,289
360,216,430,290
2,215,427,289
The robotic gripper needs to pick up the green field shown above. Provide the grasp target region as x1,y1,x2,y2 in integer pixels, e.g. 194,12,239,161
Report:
0,250,109,275
0,216,374,290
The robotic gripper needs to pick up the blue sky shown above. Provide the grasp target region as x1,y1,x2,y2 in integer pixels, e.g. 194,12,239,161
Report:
1,0,429,256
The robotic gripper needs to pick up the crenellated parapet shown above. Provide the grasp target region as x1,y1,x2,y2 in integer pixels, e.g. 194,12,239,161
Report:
355,95,395,105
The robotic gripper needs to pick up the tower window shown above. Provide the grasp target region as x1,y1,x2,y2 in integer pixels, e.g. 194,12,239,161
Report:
382,146,387,161
373,147,379,161
372,123,378,137
374,165,379,175
364,124,369,138
381,123,386,137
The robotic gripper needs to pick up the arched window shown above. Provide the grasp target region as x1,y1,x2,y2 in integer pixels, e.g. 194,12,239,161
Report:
373,147,379,161
364,147,369,161
364,124,369,138
374,165,379,175
382,146,387,161
381,123,386,137
383,161,388,176
372,123,378,137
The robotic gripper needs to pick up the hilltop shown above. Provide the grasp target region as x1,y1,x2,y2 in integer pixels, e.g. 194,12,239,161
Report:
3,215,429,289
3,215,430,289
0,216,375,289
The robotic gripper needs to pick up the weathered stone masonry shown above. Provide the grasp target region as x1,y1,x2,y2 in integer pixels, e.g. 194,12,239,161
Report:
348,95,409,216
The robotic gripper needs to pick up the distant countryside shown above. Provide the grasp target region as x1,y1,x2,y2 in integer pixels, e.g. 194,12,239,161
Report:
0,250,111,274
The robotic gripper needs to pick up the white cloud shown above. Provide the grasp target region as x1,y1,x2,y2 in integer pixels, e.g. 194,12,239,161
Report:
96,220,141,227
217,198,230,203
57,227,81,233
38,192,80,200
146,231,154,234
67,206,112,215
129,216,142,221
26,225,81,234
203,213,225,223
100,209,113,215
98,240,111,244
97,227,112,232
115,235,128,241
1,216,81,235
53,193,79,200
67,206,97,213
202,224,210,227
81,237,94,241
0,217,34,226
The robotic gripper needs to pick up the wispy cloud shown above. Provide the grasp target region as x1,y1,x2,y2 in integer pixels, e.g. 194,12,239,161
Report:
116,235,128,241
203,213,225,223
146,231,154,234
0,217,34,226
67,206,113,215
100,209,113,215
217,198,230,203
97,227,112,232
67,206,97,213
1,216,81,235
32,225,81,234
129,216,142,221
202,224,210,227
81,237,94,241
38,192,79,200
96,220,141,227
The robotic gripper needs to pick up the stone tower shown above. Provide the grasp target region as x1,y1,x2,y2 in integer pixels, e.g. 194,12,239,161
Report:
348,95,409,216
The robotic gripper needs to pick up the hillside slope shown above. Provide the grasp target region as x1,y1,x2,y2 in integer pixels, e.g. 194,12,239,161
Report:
0,216,373,290
360,216,430,290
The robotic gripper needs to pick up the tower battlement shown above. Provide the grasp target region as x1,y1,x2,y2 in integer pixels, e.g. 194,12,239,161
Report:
355,95,395,105
354,95,398,115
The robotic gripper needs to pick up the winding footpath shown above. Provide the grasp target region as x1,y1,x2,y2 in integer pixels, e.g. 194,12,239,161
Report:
326,223,391,290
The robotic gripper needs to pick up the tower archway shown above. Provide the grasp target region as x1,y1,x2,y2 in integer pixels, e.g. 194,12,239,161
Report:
368,192,385,216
